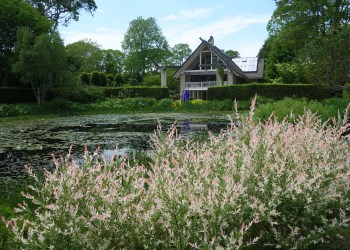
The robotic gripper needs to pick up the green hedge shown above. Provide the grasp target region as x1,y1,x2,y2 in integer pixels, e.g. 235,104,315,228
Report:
104,86,169,100
207,83,331,101
0,88,36,104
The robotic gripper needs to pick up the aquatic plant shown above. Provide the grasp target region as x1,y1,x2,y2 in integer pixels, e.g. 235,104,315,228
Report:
3,99,350,249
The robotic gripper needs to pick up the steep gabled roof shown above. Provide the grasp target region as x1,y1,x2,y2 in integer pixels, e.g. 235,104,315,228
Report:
174,36,264,80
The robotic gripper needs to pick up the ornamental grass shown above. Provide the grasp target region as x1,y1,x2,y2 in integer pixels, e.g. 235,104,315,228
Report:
3,98,350,249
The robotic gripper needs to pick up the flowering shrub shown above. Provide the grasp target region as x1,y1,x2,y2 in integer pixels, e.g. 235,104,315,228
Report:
3,99,350,249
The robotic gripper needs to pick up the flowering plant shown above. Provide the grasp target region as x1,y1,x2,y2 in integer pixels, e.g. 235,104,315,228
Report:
3,99,350,249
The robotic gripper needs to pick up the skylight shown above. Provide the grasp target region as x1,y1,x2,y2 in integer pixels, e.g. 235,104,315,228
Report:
232,57,258,72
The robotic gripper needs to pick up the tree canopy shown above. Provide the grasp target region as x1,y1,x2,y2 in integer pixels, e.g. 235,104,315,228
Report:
13,28,67,105
263,0,350,85
170,43,192,66
0,0,51,86
122,17,170,79
25,0,97,29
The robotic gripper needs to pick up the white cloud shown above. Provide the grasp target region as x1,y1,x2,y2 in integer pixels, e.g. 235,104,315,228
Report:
163,8,213,21
61,28,125,50
165,14,271,50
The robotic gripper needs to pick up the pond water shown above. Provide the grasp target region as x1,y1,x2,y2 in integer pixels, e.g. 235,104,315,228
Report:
0,113,230,180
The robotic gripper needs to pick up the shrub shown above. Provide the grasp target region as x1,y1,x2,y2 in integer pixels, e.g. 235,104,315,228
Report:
99,72,108,86
115,74,124,86
90,71,101,86
78,72,90,85
106,74,115,86
104,86,169,100
207,83,331,101
4,101,350,249
142,73,160,86
51,85,105,103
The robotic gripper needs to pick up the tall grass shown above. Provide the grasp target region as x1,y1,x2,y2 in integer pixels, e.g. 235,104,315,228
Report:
3,100,350,249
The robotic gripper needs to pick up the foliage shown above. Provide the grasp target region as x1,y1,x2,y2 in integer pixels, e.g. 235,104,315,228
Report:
65,39,103,74
3,102,350,249
90,71,101,86
104,86,169,100
225,49,240,58
114,74,124,86
301,27,350,86
26,0,97,29
207,83,331,101
51,85,105,103
254,97,350,122
0,0,51,87
13,28,67,105
106,74,115,86
78,72,90,85
122,16,170,77
266,0,350,86
99,72,107,86
274,62,306,84
142,73,160,86
100,49,124,75
169,43,192,65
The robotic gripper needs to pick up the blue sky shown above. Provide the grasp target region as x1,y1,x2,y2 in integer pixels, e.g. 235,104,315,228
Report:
58,0,276,57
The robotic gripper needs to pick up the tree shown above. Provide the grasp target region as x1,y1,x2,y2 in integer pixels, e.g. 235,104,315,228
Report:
225,50,240,58
122,17,170,79
65,39,103,74
13,28,67,105
169,43,192,65
25,0,97,29
101,49,124,75
266,0,350,85
0,0,51,86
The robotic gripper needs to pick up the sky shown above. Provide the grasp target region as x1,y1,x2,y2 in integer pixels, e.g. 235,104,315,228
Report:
58,0,276,57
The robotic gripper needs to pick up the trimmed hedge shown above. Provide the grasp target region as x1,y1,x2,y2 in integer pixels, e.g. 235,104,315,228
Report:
0,88,36,104
104,86,169,100
207,83,332,101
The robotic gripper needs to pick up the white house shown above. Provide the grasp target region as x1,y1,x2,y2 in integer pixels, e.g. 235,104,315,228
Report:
169,36,264,99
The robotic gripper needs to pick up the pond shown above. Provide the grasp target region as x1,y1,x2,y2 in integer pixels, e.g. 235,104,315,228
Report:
0,113,230,181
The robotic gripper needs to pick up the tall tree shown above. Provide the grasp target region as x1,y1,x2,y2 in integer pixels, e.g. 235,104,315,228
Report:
101,49,124,75
25,0,97,29
265,0,350,85
65,39,103,73
170,43,192,65
122,17,169,79
0,0,51,86
13,28,67,105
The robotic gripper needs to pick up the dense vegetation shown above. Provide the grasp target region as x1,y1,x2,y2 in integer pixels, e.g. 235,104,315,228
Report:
2,102,350,249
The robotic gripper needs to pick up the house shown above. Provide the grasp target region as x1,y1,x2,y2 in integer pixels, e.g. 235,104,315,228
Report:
169,36,264,99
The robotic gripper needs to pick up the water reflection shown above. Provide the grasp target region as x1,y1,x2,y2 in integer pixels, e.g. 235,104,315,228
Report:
0,113,229,180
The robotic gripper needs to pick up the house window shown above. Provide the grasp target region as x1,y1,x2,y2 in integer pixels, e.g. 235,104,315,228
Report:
200,51,212,70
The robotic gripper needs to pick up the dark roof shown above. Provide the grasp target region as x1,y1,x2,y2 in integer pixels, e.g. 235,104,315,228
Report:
174,36,264,80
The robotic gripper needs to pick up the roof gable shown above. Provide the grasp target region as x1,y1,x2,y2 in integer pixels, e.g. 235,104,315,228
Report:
174,36,264,80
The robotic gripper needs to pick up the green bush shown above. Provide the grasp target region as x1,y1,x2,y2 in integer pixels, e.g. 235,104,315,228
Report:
0,88,36,104
254,97,349,122
207,83,331,101
104,86,169,100
115,74,124,86
152,98,173,111
343,83,350,99
99,72,108,86
51,85,105,103
90,71,101,86
78,72,90,85
142,73,160,86
106,74,115,86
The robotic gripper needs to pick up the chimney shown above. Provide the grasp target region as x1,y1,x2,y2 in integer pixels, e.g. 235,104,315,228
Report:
208,36,214,45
